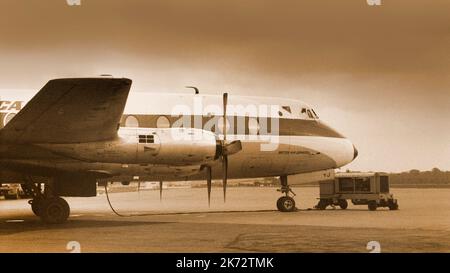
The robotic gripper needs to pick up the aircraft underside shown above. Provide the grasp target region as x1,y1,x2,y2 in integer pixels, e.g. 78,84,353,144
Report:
0,139,344,223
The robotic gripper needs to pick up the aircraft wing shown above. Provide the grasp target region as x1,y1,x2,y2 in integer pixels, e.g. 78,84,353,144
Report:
0,78,132,144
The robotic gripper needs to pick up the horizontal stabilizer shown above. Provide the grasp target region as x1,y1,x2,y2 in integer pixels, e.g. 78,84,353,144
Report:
0,78,132,143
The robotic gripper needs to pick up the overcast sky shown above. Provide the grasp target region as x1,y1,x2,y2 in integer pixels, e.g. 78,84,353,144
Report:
0,0,448,172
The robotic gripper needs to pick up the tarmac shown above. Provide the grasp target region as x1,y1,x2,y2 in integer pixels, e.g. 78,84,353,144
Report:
1,187,450,252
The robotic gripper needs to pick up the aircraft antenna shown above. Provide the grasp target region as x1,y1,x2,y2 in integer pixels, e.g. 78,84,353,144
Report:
185,86,199,94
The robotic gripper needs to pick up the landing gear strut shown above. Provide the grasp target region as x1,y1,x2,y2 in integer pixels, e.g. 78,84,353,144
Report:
29,198,42,216
24,177,70,224
276,175,297,212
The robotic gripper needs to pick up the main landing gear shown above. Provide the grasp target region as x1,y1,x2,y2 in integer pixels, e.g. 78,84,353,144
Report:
25,179,70,224
276,175,297,212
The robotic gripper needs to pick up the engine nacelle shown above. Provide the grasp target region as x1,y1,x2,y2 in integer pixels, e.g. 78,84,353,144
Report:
41,128,218,166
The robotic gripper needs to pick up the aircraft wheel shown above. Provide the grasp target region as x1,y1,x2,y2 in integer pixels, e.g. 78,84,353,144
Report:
388,201,399,210
39,197,70,224
315,199,328,210
277,196,296,212
368,201,378,211
338,199,348,210
276,197,284,211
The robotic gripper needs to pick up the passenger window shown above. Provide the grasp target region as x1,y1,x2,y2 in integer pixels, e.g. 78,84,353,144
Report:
307,109,314,119
3,113,16,126
125,115,139,127
156,116,171,128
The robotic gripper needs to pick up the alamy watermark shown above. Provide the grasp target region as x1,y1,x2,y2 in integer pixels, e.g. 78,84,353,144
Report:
367,241,381,253
367,0,382,6
65,1,381,7
169,97,280,151
66,241,81,253
66,1,381,7
66,0,81,6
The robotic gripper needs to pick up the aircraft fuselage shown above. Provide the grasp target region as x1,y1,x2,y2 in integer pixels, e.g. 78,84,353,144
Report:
0,92,356,183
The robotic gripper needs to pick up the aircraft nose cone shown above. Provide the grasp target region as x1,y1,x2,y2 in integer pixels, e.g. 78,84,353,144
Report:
353,145,358,160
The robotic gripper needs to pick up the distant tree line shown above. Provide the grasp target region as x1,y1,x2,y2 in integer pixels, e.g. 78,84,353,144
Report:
389,168,450,185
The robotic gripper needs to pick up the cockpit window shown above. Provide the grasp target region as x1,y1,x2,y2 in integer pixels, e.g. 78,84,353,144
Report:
300,108,308,118
311,109,319,119
282,106,292,113
300,107,318,120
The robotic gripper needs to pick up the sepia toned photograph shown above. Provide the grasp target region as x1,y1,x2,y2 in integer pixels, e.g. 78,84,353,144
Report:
0,0,449,260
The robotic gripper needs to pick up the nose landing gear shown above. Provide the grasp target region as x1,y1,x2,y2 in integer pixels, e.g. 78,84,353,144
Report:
276,175,297,212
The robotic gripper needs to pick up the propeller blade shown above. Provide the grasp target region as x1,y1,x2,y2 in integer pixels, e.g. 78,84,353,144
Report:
159,181,163,201
223,140,242,156
206,166,212,207
219,92,232,203
222,155,228,202
223,93,228,141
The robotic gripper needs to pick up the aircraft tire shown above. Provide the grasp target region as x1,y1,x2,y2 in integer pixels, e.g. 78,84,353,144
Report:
276,197,284,211
368,201,378,211
277,196,296,212
338,199,348,210
388,201,399,210
316,199,328,210
39,197,70,224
